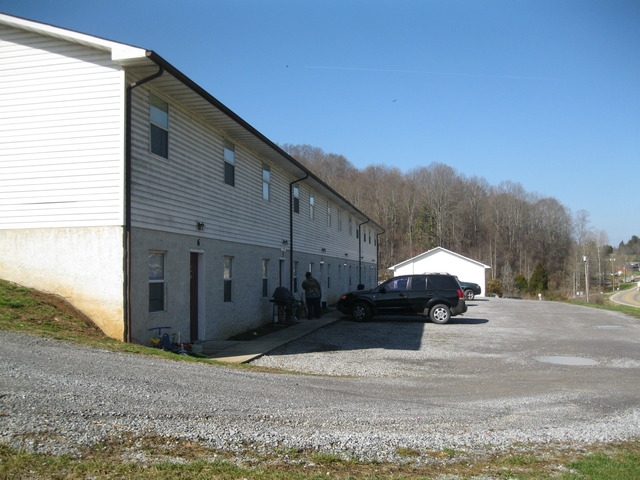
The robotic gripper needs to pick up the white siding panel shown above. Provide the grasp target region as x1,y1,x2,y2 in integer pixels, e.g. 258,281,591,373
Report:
0,25,125,229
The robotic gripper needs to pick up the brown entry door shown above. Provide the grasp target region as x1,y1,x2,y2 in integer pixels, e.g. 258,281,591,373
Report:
190,252,199,342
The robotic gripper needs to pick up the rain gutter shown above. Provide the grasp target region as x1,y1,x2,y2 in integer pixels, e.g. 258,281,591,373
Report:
376,230,385,283
289,175,309,291
357,218,370,285
124,62,164,342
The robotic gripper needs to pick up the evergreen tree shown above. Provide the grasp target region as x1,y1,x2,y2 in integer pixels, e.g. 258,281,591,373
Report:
528,263,549,293
514,274,528,293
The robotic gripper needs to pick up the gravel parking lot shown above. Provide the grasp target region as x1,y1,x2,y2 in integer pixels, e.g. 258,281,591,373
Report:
1,298,639,463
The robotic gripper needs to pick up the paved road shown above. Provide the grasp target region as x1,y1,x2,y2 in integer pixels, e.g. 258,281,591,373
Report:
1,298,639,459
612,286,640,308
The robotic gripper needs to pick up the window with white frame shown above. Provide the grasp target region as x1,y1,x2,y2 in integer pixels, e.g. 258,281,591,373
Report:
293,261,299,293
349,217,353,236
148,251,165,312
262,165,270,200
337,210,342,232
223,256,233,302
293,185,300,213
262,259,269,297
224,140,235,186
149,95,168,158
309,194,315,220
327,204,332,228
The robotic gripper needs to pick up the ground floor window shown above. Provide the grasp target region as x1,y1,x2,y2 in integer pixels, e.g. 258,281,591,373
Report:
262,259,269,297
149,251,165,312
224,256,233,302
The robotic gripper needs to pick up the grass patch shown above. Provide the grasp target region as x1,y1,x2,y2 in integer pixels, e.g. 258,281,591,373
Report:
2,439,640,479
567,450,640,480
0,279,107,342
396,446,421,458
567,299,640,319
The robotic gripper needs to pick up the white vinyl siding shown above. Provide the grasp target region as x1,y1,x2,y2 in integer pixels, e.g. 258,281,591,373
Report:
130,87,291,248
0,25,125,229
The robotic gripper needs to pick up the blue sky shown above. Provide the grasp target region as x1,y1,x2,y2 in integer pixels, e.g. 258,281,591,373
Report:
1,0,638,246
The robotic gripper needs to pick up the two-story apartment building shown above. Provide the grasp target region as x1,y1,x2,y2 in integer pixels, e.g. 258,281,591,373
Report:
0,13,383,344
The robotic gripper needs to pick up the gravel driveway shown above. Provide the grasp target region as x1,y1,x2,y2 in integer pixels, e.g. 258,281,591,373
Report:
1,298,639,463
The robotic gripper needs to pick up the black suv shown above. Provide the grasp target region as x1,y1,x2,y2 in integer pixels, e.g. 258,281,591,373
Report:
337,274,467,324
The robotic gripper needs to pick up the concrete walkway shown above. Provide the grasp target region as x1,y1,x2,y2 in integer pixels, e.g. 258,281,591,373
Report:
199,310,341,363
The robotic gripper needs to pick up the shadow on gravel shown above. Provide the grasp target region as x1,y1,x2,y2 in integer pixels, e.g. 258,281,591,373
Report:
316,321,424,352
446,317,488,325
267,315,490,356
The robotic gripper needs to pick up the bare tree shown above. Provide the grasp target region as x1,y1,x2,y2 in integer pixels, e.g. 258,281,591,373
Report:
456,175,489,260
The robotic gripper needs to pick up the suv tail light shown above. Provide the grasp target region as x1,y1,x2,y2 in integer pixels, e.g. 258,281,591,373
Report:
457,289,464,299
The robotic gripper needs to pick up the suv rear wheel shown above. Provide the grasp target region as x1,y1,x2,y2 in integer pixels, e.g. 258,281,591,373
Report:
352,302,372,322
429,304,451,324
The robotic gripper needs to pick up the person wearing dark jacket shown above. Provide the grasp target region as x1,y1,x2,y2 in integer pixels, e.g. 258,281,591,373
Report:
302,272,322,319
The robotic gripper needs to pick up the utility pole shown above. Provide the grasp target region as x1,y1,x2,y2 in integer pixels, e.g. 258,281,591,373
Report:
583,256,589,303
610,257,616,292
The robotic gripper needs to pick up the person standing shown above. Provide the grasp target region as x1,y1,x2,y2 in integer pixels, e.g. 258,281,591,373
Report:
302,272,322,319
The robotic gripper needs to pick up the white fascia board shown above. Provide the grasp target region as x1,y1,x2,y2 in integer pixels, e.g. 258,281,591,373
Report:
0,13,148,63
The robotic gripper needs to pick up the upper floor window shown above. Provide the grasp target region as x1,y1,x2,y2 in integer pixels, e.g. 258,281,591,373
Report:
262,165,271,200
309,194,315,220
337,210,342,232
327,204,332,228
293,186,300,213
348,217,353,236
224,140,235,186
150,95,168,158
